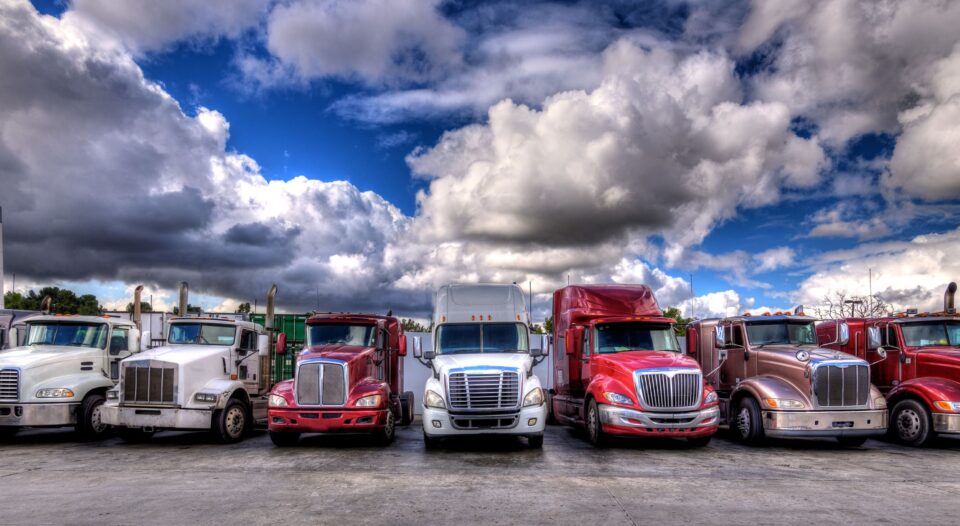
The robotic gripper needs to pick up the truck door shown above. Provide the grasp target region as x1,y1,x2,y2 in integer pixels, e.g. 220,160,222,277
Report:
578,328,593,397
107,328,131,381
237,329,259,390
720,323,747,388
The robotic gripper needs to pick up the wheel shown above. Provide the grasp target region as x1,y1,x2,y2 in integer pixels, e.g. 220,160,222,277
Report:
213,398,249,444
117,427,155,443
733,397,765,445
545,392,556,425
891,399,934,447
423,430,441,450
76,393,109,441
687,435,712,447
528,434,544,449
586,398,607,447
374,409,397,446
836,436,868,447
269,430,300,447
400,392,415,426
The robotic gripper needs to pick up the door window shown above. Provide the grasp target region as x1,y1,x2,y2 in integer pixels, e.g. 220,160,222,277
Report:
732,326,744,347
582,329,590,357
239,330,257,352
109,329,129,355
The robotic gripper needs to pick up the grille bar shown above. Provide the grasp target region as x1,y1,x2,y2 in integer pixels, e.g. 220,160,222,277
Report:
448,371,520,411
813,363,869,407
122,365,176,404
295,361,346,406
635,369,702,411
0,369,19,402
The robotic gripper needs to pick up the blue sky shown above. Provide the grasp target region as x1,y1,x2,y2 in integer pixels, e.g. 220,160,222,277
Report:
3,0,959,319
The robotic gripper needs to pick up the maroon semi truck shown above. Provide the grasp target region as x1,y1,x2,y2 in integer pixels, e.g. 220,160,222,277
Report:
550,285,719,447
266,313,415,446
818,282,960,446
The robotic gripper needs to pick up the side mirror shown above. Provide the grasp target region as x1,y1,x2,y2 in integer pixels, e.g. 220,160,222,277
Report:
867,326,881,350
838,322,850,346
537,334,549,357
276,333,287,355
128,328,141,353
530,347,543,358
399,335,408,357
564,327,582,355
257,334,270,356
718,348,729,363
139,330,151,352
423,349,436,360
412,336,423,359
714,325,726,348
876,347,888,360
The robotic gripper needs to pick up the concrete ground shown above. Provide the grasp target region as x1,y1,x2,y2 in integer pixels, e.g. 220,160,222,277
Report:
1,423,959,525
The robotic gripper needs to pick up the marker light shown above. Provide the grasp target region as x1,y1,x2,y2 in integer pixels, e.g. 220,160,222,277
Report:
36,388,74,398
765,398,804,409
934,401,960,412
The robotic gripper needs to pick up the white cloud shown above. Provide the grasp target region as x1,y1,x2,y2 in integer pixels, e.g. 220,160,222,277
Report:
753,247,795,273
677,290,743,319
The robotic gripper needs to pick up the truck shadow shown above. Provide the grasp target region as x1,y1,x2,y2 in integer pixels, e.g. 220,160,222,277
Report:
558,426,713,450
419,435,536,453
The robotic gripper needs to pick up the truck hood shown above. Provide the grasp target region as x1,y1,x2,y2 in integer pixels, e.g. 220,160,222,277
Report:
757,344,858,364
299,344,375,364
432,352,533,376
917,348,960,379
593,350,698,373
0,345,102,370
126,344,231,367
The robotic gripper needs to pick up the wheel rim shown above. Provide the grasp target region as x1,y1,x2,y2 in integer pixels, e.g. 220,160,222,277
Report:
225,407,245,438
91,402,107,434
384,411,395,438
897,408,922,440
588,404,598,441
737,406,751,438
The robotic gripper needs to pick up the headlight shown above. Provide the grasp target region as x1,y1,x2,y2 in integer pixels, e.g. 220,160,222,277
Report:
934,400,960,412
36,388,74,398
355,394,382,407
873,396,887,410
106,390,119,400
704,391,718,404
523,387,544,407
765,398,805,409
268,394,288,407
194,392,218,403
603,391,631,405
425,390,445,409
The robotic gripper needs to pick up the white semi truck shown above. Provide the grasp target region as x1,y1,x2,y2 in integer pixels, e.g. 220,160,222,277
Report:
415,283,548,448
101,283,277,443
0,313,143,439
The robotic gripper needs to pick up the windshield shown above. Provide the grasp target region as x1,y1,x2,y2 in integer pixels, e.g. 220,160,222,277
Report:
901,321,960,347
745,322,816,346
168,323,236,345
436,323,528,355
595,322,680,353
25,322,109,349
307,324,376,347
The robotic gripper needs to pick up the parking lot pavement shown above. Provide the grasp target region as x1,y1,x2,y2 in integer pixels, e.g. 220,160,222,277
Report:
1,423,959,526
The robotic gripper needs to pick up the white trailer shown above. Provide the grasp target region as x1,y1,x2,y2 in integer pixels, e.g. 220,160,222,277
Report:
415,283,548,448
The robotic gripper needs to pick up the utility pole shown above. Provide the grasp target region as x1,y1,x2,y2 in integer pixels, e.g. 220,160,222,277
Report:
689,273,695,319
868,268,873,315
528,281,532,321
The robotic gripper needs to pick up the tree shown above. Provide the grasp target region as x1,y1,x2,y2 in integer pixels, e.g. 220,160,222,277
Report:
173,304,202,316
813,292,893,319
401,318,429,332
236,302,251,314
544,316,553,334
125,301,153,313
3,287,102,315
530,323,545,334
662,307,694,336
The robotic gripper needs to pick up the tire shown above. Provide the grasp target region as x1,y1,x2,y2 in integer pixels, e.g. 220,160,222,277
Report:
545,392,556,425
836,436,868,447
269,430,300,447
400,392,415,426
374,409,397,446
891,399,935,447
687,435,712,448
213,398,249,444
117,427,155,443
733,397,765,445
76,393,109,441
423,430,441,450
586,398,607,447
528,434,544,449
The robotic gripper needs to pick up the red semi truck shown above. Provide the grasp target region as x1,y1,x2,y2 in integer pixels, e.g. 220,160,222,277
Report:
549,285,719,446
818,282,960,446
266,313,415,446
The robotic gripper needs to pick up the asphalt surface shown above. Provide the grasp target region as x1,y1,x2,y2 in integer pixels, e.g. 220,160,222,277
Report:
1,422,959,525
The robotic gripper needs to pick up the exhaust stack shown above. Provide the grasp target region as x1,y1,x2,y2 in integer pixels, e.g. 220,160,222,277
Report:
40,295,52,314
178,282,189,317
0,207,4,310
133,285,144,330
261,284,278,392
946,282,957,314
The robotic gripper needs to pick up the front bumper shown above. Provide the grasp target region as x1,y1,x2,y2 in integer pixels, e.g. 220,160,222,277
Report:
423,404,546,437
100,403,213,430
598,404,719,438
0,403,77,427
932,412,960,435
268,407,388,433
762,409,887,438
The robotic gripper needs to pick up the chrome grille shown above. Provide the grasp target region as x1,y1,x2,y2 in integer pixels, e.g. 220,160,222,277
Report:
635,369,702,411
296,361,346,406
447,371,520,411
0,369,19,402
122,365,176,404
813,363,869,407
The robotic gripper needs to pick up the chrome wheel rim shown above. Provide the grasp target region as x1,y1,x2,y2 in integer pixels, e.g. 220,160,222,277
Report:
737,407,751,438
897,408,921,440
588,405,598,441
225,407,245,438
91,403,107,434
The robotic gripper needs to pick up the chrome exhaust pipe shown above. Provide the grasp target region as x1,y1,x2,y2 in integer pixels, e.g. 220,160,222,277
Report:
262,284,278,392
133,285,144,330
40,295,52,314
946,282,957,313
178,282,189,317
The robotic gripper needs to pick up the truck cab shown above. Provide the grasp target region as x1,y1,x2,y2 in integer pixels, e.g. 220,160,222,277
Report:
0,314,142,440
818,282,960,446
102,316,272,443
689,311,887,445
551,285,718,446
415,284,548,449
266,313,415,446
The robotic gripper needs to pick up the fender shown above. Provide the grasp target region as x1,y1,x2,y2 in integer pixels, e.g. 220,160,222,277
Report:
33,372,114,402
586,374,637,409
731,375,811,410
198,378,249,409
348,377,390,408
888,377,960,411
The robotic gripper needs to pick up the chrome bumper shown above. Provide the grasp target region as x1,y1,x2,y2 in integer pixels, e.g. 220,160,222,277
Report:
932,412,960,435
599,404,720,429
0,403,78,427
762,409,887,438
101,403,213,430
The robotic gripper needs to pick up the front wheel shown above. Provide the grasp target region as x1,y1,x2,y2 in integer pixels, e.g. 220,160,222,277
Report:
269,430,300,447
586,398,607,447
76,393,109,441
891,399,934,447
374,409,396,446
213,399,249,444
733,397,765,445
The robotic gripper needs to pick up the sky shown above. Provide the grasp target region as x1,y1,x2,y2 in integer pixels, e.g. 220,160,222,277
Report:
1,0,959,321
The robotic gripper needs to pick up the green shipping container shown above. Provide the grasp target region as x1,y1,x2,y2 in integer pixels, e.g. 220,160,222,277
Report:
250,313,309,384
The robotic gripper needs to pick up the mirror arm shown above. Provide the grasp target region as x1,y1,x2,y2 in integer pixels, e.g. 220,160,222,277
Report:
705,354,729,378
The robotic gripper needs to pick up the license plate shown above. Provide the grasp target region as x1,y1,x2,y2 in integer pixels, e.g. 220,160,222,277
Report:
832,421,854,428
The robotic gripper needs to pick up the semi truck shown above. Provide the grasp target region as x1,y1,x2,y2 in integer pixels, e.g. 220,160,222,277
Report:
688,310,888,445
101,283,277,443
266,313,415,446
0,313,143,439
817,282,960,446
550,284,719,446
415,283,548,448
